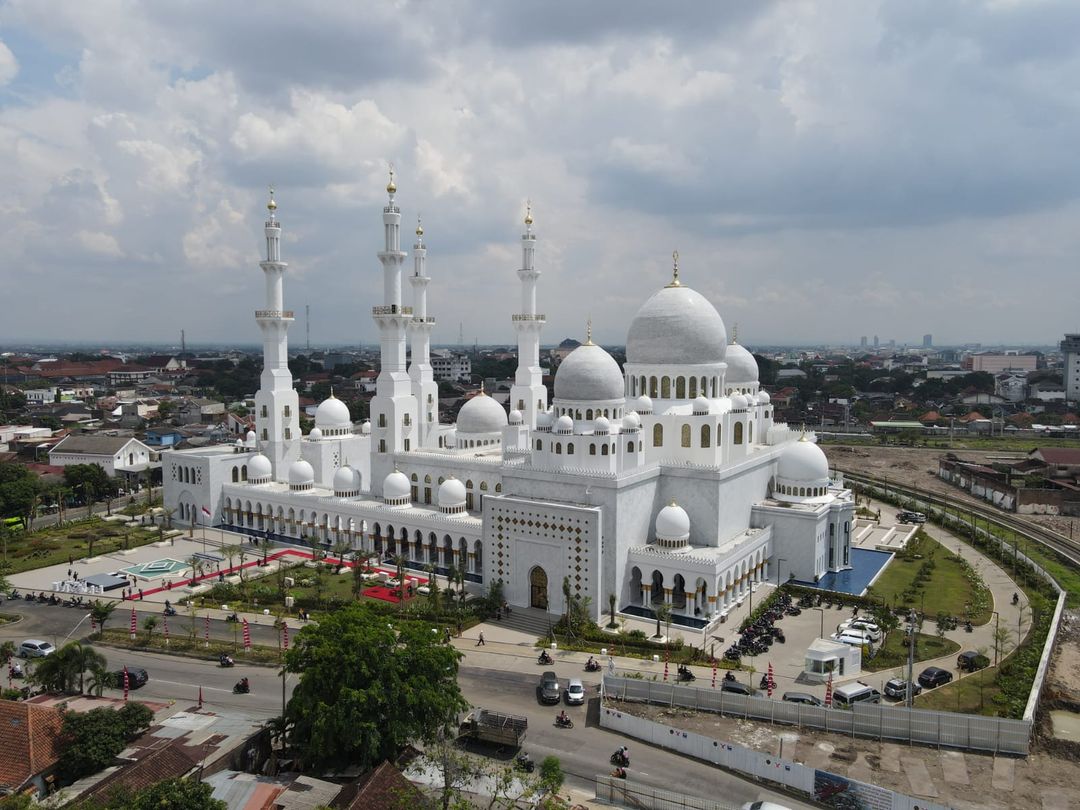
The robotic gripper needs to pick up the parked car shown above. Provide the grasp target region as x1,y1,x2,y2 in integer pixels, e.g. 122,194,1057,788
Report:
538,671,561,704
112,667,150,688
781,692,823,706
831,631,873,647
898,511,927,524
883,678,922,700
832,682,881,709
721,680,756,696
839,619,882,643
564,678,586,706
918,666,953,689
17,640,55,658
957,651,990,672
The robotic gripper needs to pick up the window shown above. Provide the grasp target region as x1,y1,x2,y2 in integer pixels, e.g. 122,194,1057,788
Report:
653,424,663,447
661,376,671,398
428,394,434,404
404,438,411,451
589,444,596,455
517,399,524,410
284,428,292,439
232,467,239,483
748,423,753,443
734,422,743,444
261,429,268,440
676,377,685,398
689,377,697,398
649,376,658,398
627,441,634,453
403,413,411,426
260,405,268,418
701,424,711,447
379,439,386,452
601,444,609,455
378,414,387,428
717,425,723,446
567,442,574,454
283,405,291,417
681,424,691,447
480,481,488,490
535,439,542,450
555,443,562,454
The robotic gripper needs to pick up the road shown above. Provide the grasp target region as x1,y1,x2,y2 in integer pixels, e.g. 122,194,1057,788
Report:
0,602,813,808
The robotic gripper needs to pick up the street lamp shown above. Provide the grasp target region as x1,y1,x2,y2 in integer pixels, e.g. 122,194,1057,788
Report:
811,607,824,639
775,558,787,589
992,610,1001,666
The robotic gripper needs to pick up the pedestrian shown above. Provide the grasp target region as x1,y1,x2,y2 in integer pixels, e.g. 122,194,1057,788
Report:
444,627,452,644
139,589,144,600
67,568,72,579
476,631,485,646
456,620,463,637
68,554,73,566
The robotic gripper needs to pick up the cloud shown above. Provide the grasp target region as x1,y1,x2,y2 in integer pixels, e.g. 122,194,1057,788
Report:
0,39,17,85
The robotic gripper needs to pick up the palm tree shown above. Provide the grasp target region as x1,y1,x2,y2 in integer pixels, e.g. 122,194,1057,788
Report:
608,593,618,629
90,599,117,636
394,554,407,614
143,615,158,644
446,564,459,603
222,544,242,576
71,644,107,694
0,641,15,671
332,537,351,572
654,602,672,641
86,660,114,697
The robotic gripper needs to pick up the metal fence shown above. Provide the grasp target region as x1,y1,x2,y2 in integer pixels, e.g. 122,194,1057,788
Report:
604,675,1032,755
594,775,740,810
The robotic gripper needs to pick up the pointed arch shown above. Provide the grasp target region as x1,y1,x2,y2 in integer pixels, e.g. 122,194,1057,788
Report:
701,424,711,447
653,423,663,447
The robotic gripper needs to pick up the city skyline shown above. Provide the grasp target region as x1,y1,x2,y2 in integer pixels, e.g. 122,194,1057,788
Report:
1,2,1079,346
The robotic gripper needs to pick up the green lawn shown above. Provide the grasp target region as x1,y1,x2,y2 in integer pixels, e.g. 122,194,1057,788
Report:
1,518,161,574
863,631,960,672
96,627,282,665
915,665,1002,716
867,532,991,624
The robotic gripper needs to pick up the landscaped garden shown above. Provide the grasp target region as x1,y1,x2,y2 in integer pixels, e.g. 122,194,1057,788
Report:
0,517,162,574
862,631,960,673
867,531,991,624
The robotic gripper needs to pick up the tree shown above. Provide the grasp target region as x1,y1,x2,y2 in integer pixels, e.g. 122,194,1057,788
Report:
394,554,407,614
57,702,153,782
351,555,366,599
0,462,40,524
332,536,351,572
283,604,467,772
655,602,672,641
90,599,117,635
86,660,114,697
607,592,617,629
426,563,442,616
534,756,565,805
142,615,158,644
74,778,227,810
934,611,950,645
31,642,104,694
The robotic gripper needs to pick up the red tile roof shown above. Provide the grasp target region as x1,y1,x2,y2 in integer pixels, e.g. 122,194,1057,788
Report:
0,701,64,791
1032,448,1080,465
333,761,423,810
82,740,198,802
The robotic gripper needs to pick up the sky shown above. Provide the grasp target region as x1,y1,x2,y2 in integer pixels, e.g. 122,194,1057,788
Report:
1,0,1079,349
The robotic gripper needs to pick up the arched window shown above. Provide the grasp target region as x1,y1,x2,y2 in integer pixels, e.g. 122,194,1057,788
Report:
438,477,445,484
649,376,658,398
653,424,663,447
555,443,562,454
480,481,488,491
676,377,686,398
689,377,697,398
681,424,691,447
586,409,593,421
241,465,247,481
597,444,606,455
496,483,502,492
536,439,542,450
424,474,431,483
411,473,418,482
701,424,711,447
589,444,596,455
661,376,671,398
639,376,647,396
466,480,473,489
627,441,634,453
734,422,744,444
231,467,239,483
567,442,574,454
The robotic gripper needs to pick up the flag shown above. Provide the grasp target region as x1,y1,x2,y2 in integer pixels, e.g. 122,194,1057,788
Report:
129,606,137,640
204,614,210,647
824,672,834,708
766,662,775,698
122,666,130,702
282,622,289,651
163,615,169,646
201,505,211,517
663,649,669,682
198,686,203,708
711,659,718,689
242,618,251,650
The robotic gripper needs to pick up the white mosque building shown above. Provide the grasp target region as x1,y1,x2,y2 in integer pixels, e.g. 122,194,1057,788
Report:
163,175,855,626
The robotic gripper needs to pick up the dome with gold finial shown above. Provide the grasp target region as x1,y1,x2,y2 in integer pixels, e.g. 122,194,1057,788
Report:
267,186,277,212
415,216,423,237
386,165,397,195
524,200,533,227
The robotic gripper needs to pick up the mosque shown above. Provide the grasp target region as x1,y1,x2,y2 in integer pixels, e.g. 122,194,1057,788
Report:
163,174,855,627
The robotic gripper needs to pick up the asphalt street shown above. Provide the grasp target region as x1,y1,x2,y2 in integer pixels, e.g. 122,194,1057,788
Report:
0,602,813,808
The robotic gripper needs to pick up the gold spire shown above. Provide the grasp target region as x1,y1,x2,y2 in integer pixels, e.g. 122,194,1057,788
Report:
478,380,487,396
669,498,677,508
666,250,681,287
416,215,423,237
524,199,533,227
386,164,396,194
267,185,277,212
585,317,594,346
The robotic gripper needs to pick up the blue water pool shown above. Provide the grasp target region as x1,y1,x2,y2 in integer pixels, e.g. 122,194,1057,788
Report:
791,548,894,596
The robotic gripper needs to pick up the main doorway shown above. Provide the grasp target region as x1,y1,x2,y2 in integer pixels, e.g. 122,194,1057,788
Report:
529,566,548,610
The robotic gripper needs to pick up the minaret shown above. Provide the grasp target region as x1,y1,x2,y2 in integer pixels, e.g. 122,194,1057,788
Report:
510,201,548,428
408,217,439,448
253,187,301,477
370,168,419,493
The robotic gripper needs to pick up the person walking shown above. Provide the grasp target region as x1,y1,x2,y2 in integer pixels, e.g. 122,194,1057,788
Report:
476,631,485,646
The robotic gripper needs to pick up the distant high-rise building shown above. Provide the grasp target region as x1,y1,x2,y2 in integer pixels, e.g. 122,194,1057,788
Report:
1062,334,1080,402
923,334,932,348
888,339,896,350
873,335,879,349
860,336,868,348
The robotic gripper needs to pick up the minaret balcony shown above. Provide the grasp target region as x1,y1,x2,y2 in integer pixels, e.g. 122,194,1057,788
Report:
512,314,546,322
373,305,414,316
412,315,436,324
255,309,294,319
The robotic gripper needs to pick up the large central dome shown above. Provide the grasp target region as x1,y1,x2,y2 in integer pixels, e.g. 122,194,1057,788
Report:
554,342,624,401
625,284,727,366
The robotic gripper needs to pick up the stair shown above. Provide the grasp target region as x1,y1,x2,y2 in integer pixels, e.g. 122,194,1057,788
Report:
495,605,557,639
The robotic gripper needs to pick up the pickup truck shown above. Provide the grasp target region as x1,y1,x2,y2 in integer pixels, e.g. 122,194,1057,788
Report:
457,709,527,749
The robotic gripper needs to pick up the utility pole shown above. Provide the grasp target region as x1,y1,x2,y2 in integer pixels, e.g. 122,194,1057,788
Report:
906,610,917,707
305,304,311,354
181,329,186,355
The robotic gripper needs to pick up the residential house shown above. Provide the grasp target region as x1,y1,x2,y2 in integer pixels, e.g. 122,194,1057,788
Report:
48,435,155,478
0,701,64,798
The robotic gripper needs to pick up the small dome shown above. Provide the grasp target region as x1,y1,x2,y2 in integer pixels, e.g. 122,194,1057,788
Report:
315,394,351,429
287,459,314,487
554,414,574,434
509,409,523,425
333,465,362,495
553,343,624,402
245,430,257,444
248,453,272,481
438,477,467,510
622,412,641,431
445,428,457,447
536,411,553,429
655,501,691,541
724,341,759,383
778,436,830,483
626,285,727,366
757,391,771,405
360,420,371,434
692,396,711,415
457,392,508,434
631,395,653,414
308,427,323,441
383,469,411,502
593,416,610,434
730,393,748,411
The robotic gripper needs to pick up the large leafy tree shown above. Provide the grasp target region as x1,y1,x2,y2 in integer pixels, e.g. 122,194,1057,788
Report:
63,463,117,503
0,462,40,522
58,702,153,782
284,603,467,772
70,778,226,810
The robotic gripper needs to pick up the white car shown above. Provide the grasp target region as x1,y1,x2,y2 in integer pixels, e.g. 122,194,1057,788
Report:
831,631,873,647
564,678,586,705
18,639,55,658
839,620,882,642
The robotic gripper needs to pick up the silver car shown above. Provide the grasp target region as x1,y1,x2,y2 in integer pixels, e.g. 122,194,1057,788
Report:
18,639,55,658
564,678,586,705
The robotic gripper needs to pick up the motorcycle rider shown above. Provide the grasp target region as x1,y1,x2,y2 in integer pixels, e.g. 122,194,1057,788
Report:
538,649,552,664
235,677,250,693
557,709,570,726
220,653,234,667
586,655,596,669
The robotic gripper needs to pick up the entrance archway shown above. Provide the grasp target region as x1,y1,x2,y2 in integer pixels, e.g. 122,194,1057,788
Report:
529,566,548,610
